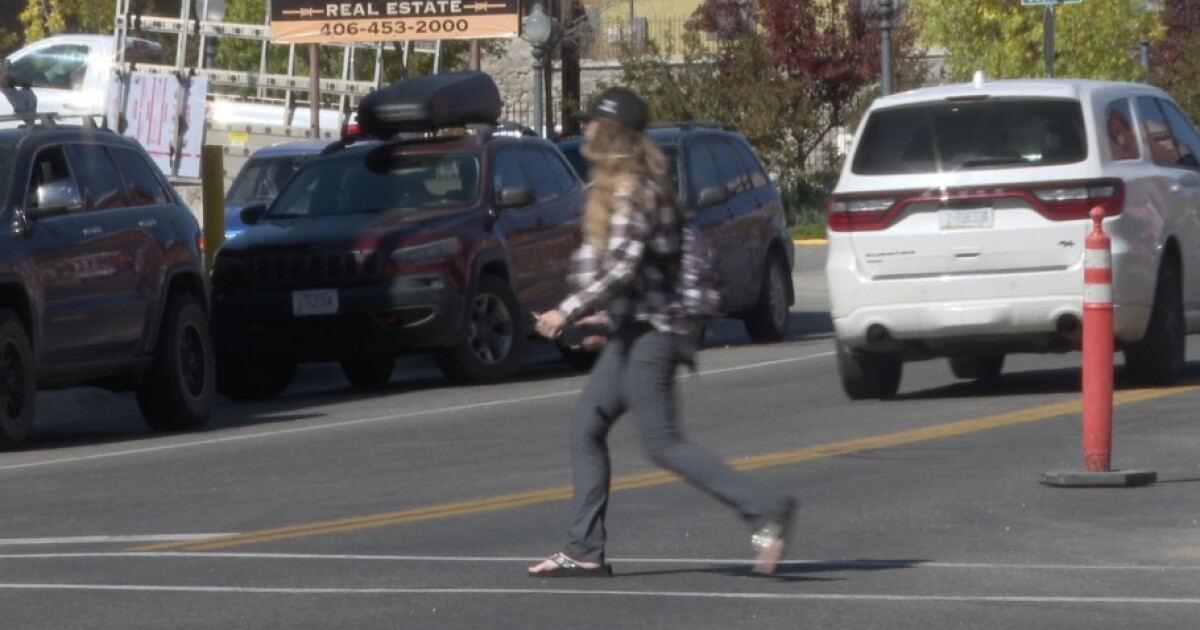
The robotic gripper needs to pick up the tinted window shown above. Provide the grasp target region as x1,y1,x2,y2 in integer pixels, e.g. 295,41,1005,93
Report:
1105,98,1139,161
9,44,90,90
492,147,528,196
1136,96,1180,166
520,147,560,201
687,141,722,195
109,146,169,205
24,146,72,210
703,138,746,194
543,148,578,194
1159,99,1200,169
67,144,128,210
226,154,312,204
729,137,769,188
852,100,1086,174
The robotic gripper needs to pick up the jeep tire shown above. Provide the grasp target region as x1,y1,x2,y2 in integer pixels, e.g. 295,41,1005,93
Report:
0,309,35,449
743,254,790,343
434,274,525,382
136,294,215,432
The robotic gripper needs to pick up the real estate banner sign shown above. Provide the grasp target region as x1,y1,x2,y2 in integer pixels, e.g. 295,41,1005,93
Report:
270,0,520,44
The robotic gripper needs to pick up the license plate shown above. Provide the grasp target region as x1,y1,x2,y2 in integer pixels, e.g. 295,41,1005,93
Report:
938,207,993,230
292,289,338,316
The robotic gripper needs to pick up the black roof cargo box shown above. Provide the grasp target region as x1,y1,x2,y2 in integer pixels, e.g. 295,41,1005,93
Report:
356,71,502,137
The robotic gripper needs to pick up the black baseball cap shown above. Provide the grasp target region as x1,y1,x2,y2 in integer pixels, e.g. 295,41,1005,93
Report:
584,87,648,132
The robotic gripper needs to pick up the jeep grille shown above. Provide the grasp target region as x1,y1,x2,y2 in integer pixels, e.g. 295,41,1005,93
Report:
252,252,381,289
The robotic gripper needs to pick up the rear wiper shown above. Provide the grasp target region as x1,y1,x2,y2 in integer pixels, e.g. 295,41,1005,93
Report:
959,155,1027,168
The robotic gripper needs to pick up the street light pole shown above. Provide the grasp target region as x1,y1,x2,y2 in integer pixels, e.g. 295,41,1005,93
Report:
531,46,544,137
522,3,553,137
879,0,893,96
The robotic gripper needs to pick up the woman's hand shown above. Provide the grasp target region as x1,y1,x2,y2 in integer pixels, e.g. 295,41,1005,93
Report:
534,309,567,340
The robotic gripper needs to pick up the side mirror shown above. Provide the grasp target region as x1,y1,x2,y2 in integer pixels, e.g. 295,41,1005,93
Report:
30,180,83,218
697,185,729,209
496,186,534,208
240,203,268,225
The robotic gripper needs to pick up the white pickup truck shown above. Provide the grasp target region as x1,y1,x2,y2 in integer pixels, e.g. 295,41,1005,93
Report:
1,34,345,130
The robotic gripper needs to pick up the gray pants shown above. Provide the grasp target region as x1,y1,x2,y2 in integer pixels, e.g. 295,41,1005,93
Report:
563,325,784,564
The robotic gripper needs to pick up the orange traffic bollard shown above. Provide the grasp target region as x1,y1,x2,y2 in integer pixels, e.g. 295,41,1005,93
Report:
1081,205,1113,472
1041,207,1156,488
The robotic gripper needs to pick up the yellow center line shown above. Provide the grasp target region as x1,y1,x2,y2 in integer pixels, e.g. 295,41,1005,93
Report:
134,384,1199,553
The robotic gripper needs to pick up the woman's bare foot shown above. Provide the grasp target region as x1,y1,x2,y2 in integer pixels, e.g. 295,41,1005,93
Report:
528,552,612,577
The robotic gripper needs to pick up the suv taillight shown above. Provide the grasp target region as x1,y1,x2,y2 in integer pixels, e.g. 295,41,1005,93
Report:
827,179,1125,232
826,196,899,232
1030,179,1124,220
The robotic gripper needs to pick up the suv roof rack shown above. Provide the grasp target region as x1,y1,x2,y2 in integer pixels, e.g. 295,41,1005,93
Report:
0,112,109,130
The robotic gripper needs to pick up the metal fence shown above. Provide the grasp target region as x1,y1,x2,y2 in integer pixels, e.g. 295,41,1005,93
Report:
579,17,711,60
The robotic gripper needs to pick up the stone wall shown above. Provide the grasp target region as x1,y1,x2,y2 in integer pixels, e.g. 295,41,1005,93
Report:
481,39,626,132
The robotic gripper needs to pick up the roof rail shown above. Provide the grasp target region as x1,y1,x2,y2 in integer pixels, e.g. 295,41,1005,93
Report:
647,121,726,131
0,112,111,130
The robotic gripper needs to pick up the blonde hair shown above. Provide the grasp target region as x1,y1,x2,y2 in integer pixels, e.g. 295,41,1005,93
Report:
580,118,675,252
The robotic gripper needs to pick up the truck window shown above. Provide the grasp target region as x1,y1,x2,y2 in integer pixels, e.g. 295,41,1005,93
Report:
10,44,91,90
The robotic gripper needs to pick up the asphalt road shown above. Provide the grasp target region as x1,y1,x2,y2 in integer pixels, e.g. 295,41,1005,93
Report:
3,246,1200,629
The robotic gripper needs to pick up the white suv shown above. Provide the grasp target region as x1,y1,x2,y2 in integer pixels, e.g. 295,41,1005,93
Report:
826,77,1200,399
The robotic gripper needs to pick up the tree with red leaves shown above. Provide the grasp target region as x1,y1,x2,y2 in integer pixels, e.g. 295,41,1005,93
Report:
1151,0,1200,120
615,0,927,224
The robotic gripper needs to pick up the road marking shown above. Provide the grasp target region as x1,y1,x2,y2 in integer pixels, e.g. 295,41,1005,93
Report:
0,582,1198,604
0,351,832,474
134,383,1200,552
6,552,1200,573
0,534,232,547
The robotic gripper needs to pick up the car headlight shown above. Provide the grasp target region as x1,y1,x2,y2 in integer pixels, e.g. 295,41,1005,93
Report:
389,237,461,261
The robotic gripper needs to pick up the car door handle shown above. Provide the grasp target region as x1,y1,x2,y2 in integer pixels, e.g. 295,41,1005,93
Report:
81,226,102,237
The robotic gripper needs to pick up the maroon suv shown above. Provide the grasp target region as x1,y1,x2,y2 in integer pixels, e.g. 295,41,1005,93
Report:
209,127,587,400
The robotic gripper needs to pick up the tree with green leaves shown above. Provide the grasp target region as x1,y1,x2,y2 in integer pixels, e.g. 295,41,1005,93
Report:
19,0,116,43
909,0,1161,82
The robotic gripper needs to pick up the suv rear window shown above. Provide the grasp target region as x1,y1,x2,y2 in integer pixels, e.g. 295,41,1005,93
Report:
851,99,1087,175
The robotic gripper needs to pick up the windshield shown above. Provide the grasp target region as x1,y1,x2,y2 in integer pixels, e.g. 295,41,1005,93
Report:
852,99,1087,175
266,149,482,219
226,154,314,204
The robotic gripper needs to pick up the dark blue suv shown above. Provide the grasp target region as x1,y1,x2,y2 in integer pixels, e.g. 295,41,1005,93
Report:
559,123,795,342
0,114,215,448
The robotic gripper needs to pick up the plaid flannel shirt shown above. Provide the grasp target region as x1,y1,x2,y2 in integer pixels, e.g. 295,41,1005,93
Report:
557,172,688,336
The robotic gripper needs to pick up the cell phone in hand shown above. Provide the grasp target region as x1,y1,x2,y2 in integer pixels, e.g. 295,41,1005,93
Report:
557,322,608,348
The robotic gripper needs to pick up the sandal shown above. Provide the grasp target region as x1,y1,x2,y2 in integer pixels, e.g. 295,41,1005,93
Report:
528,552,614,578
751,497,797,575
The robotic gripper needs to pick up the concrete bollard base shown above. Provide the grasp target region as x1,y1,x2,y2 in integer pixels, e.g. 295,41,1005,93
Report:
1039,469,1157,488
